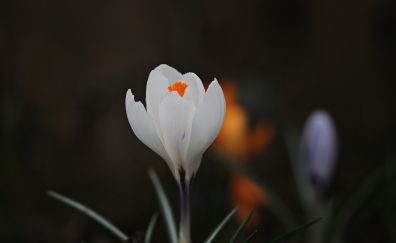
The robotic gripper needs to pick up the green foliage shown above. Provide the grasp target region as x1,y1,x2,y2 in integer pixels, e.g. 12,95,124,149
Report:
145,212,159,243
329,159,396,243
148,169,178,243
268,218,322,243
47,190,129,241
241,229,258,243
229,208,254,243
204,207,237,243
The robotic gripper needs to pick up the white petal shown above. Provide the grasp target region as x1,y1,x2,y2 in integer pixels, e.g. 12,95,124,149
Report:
146,69,169,140
125,90,175,174
181,72,205,106
186,80,226,173
158,92,196,177
155,64,182,83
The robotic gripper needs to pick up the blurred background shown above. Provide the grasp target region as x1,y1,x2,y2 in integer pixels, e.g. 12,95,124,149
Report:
1,0,395,242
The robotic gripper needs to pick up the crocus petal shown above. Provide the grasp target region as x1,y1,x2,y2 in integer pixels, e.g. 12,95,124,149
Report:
125,90,175,173
186,80,226,174
302,110,337,190
126,65,226,184
158,92,196,179
146,69,169,140
155,64,182,84
181,72,205,106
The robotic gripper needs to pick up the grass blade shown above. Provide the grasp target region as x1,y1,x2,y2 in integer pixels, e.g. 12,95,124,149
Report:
148,169,178,243
241,229,258,243
229,208,254,243
329,159,396,243
47,190,129,241
204,207,238,243
268,217,322,243
145,212,159,243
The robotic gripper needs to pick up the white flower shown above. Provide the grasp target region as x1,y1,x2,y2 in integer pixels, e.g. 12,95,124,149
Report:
126,64,226,183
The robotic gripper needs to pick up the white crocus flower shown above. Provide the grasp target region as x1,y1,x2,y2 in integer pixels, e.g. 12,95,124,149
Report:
126,64,226,184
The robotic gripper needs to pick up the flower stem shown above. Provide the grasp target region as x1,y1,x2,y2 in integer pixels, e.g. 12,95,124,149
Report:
179,169,191,243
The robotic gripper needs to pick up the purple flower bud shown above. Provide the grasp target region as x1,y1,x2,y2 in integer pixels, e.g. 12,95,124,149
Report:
301,110,337,191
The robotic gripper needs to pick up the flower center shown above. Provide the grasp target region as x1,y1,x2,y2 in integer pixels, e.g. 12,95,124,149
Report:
168,81,188,97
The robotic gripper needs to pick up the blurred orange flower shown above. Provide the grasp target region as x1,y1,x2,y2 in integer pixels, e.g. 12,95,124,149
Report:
230,175,267,226
213,80,274,227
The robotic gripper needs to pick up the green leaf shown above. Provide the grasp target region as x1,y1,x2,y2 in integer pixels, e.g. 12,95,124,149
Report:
47,190,129,241
268,217,322,243
145,212,159,243
148,169,178,243
241,229,258,243
229,208,254,243
329,158,396,243
204,207,238,243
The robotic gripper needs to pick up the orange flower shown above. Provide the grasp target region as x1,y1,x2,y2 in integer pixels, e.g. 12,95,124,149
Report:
230,174,266,227
213,80,274,227
213,81,274,162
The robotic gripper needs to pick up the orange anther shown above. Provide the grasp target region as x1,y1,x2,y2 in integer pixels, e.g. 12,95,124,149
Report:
168,81,188,97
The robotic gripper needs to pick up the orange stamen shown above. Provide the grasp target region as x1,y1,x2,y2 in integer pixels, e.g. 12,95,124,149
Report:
168,81,188,97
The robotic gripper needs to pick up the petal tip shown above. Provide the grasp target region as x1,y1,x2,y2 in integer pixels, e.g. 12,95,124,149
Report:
156,64,172,69
207,78,223,94
125,89,135,103
154,64,182,82
155,64,179,75
183,72,199,78
208,78,220,88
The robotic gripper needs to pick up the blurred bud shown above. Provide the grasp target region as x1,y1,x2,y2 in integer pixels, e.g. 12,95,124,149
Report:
301,110,337,191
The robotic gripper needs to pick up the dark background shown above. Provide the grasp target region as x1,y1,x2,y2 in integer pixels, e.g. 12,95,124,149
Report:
1,0,395,242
